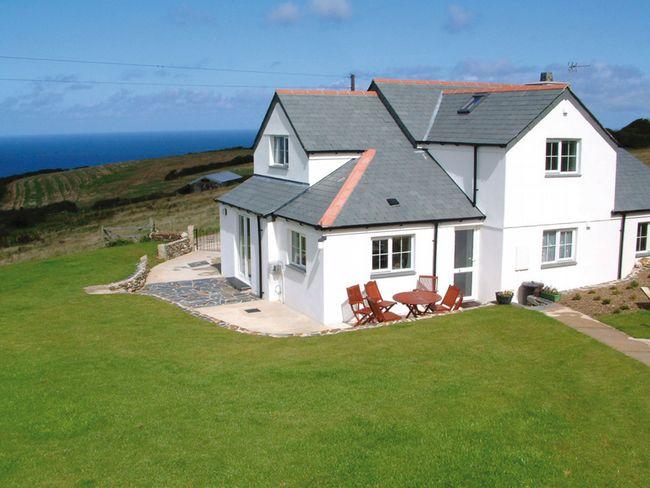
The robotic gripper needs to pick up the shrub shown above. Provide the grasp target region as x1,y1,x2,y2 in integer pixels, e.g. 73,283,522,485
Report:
572,294,582,301
497,290,514,297
609,286,616,290
587,290,596,294
601,298,611,305
106,239,132,247
611,289,620,295
630,280,639,288
619,304,630,311
592,295,601,301
613,309,621,314
631,294,637,300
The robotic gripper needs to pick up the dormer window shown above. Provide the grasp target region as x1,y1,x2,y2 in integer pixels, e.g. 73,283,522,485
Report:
457,93,486,114
271,135,289,167
545,139,580,174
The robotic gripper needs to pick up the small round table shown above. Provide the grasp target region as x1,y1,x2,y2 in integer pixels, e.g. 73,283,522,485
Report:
393,290,441,318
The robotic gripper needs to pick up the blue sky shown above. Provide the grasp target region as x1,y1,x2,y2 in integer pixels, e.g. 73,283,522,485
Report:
1,0,649,135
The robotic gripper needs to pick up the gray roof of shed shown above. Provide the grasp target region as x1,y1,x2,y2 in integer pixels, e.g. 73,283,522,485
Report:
190,170,242,185
615,149,650,213
217,175,307,216
372,81,566,145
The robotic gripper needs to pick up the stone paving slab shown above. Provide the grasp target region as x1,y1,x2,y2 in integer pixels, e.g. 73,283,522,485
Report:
141,277,256,308
544,304,650,366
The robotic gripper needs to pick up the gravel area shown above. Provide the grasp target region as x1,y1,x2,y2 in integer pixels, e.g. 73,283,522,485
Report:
559,264,650,317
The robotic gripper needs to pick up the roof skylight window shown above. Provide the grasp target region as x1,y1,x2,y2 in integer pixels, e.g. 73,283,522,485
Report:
457,93,487,114
387,198,400,206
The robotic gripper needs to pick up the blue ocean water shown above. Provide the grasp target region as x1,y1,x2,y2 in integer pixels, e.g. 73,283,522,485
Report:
0,130,257,178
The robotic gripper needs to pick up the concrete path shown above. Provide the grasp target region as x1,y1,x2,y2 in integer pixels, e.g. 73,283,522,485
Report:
197,300,350,336
146,250,220,284
544,305,650,366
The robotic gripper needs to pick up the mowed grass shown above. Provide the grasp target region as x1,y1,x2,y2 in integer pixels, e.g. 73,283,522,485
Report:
600,310,650,339
1,245,649,486
2,147,251,210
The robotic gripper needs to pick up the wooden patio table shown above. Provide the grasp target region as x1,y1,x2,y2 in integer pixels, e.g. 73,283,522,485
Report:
393,290,441,318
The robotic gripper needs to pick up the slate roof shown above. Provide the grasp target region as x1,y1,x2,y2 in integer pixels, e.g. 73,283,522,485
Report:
190,170,242,185
372,80,566,145
217,175,307,216
276,146,484,227
614,149,650,213
276,91,399,152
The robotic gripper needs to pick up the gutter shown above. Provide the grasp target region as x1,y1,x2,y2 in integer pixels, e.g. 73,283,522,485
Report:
472,145,478,206
617,213,626,280
256,215,264,298
433,223,439,276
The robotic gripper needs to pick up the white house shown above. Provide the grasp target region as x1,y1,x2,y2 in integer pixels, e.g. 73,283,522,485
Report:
218,76,650,325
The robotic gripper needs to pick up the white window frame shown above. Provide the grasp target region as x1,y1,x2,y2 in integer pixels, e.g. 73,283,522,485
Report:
289,230,307,269
637,222,649,255
371,235,414,272
545,139,580,175
542,228,577,265
270,135,289,167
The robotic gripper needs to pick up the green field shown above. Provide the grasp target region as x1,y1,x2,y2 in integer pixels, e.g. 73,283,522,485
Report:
2,147,251,210
1,243,648,486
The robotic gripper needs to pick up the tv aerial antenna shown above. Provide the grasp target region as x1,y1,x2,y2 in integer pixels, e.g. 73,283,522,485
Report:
568,61,591,72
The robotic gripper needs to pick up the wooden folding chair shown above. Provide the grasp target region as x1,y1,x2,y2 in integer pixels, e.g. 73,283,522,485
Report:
433,285,461,313
367,298,402,323
453,292,464,311
415,275,438,293
346,285,372,325
364,280,396,312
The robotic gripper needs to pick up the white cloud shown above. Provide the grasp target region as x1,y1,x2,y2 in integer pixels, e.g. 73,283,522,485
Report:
444,4,473,33
310,0,351,21
268,2,301,24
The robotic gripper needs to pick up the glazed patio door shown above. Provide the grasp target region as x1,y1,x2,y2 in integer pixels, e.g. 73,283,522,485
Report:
238,215,252,282
453,228,476,299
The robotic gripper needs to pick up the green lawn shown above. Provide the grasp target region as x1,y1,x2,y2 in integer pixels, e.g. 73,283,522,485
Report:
1,244,649,486
600,310,650,339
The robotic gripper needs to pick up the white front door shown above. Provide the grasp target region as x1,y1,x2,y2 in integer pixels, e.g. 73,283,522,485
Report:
238,215,252,282
453,228,477,299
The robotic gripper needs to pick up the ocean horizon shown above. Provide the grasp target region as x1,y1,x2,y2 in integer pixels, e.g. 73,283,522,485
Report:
0,129,257,178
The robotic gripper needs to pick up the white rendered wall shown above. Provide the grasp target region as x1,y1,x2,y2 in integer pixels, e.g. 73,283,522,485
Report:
499,98,619,297
254,103,356,185
427,145,474,198
218,204,261,296
268,219,326,322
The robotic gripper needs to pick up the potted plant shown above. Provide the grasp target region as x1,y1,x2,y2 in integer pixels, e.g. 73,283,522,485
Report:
540,286,561,302
495,290,513,305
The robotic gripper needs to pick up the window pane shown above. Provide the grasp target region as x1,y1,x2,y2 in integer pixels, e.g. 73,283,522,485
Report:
559,231,573,259
542,231,556,262
392,236,412,270
454,229,474,268
560,140,577,172
637,223,649,252
545,141,558,171
372,239,389,270
454,271,473,296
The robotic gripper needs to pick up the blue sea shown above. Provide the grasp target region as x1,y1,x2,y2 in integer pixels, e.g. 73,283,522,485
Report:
0,130,257,178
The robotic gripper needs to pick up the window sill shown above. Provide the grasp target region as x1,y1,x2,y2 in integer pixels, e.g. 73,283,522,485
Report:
544,173,581,178
269,164,288,170
370,269,416,279
286,263,306,274
541,260,577,269
636,251,650,258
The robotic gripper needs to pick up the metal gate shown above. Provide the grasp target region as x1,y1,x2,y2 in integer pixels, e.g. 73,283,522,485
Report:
194,227,220,251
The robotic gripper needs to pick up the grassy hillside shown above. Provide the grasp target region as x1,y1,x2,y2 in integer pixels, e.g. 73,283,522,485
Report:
0,147,252,265
1,243,648,485
631,147,650,165
1,147,251,210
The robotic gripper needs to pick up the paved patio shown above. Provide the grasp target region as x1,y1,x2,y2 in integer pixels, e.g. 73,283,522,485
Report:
544,304,650,366
141,250,348,336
